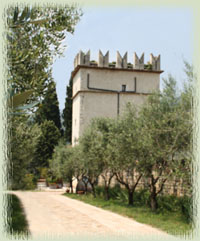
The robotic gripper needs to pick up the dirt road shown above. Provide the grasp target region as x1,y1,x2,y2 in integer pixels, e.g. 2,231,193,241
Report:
11,191,171,239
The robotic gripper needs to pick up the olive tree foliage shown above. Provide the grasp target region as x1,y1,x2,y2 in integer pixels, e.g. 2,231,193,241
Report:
79,121,106,197
9,116,41,190
94,118,116,200
6,5,82,103
173,61,194,193
70,145,86,183
138,74,192,211
81,118,116,200
49,141,75,192
107,106,145,206
49,142,87,193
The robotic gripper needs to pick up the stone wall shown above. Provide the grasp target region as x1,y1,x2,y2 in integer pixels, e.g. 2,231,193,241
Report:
98,174,191,197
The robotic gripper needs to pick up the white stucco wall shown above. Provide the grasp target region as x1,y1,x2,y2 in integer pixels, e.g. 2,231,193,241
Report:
72,70,81,97
119,93,148,115
73,67,160,96
72,94,81,145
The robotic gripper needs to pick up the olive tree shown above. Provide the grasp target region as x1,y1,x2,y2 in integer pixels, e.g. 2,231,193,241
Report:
79,123,105,197
49,141,75,192
107,105,144,206
83,118,116,200
139,75,192,211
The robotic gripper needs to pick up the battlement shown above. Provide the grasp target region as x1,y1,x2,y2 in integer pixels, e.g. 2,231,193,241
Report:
73,50,161,71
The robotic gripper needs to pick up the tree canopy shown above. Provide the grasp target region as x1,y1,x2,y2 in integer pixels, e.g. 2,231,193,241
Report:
62,76,73,143
35,81,62,132
7,5,82,189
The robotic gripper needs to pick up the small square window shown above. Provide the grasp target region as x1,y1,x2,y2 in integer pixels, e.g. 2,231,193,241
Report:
122,85,126,92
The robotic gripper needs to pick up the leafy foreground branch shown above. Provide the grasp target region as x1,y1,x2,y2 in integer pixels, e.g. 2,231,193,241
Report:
63,188,193,237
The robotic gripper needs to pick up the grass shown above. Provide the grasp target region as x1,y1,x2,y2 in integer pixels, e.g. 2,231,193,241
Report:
63,192,193,237
6,194,30,237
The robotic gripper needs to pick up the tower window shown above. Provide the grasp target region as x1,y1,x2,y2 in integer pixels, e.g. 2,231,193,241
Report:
122,85,126,92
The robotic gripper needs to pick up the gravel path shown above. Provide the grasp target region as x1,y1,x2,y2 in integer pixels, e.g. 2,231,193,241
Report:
11,191,171,239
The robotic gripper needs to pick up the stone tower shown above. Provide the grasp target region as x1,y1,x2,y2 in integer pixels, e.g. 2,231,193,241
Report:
71,50,163,146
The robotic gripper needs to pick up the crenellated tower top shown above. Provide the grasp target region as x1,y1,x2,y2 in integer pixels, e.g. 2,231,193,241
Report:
73,50,162,71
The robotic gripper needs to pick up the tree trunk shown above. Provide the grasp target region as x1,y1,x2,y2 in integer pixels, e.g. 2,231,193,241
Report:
128,190,134,206
150,185,158,211
91,183,96,198
84,182,88,194
104,186,110,201
69,179,73,193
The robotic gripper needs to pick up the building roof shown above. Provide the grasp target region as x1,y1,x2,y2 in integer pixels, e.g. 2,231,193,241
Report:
71,64,164,79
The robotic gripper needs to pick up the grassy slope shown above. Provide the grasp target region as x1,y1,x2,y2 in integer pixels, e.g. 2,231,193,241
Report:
6,193,30,237
63,193,193,237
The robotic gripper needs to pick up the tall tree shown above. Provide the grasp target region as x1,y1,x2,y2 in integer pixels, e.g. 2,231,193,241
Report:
62,76,73,143
30,120,61,176
35,80,62,132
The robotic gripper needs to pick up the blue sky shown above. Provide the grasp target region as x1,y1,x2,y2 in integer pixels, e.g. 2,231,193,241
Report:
52,6,193,111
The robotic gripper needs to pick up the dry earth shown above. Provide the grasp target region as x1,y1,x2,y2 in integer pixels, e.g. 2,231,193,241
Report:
10,190,172,239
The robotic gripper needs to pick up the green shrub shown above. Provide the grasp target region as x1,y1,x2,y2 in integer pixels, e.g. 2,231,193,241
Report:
11,173,37,190
109,62,116,67
94,185,128,201
155,194,193,223
157,195,179,212
133,189,150,206
144,63,152,70
115,189,128,202
23,174,36,190
179,196,193,223
109,184,122,199
127,63,133,68
95,186,104,198
92,184,193,223
38,167,49,179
